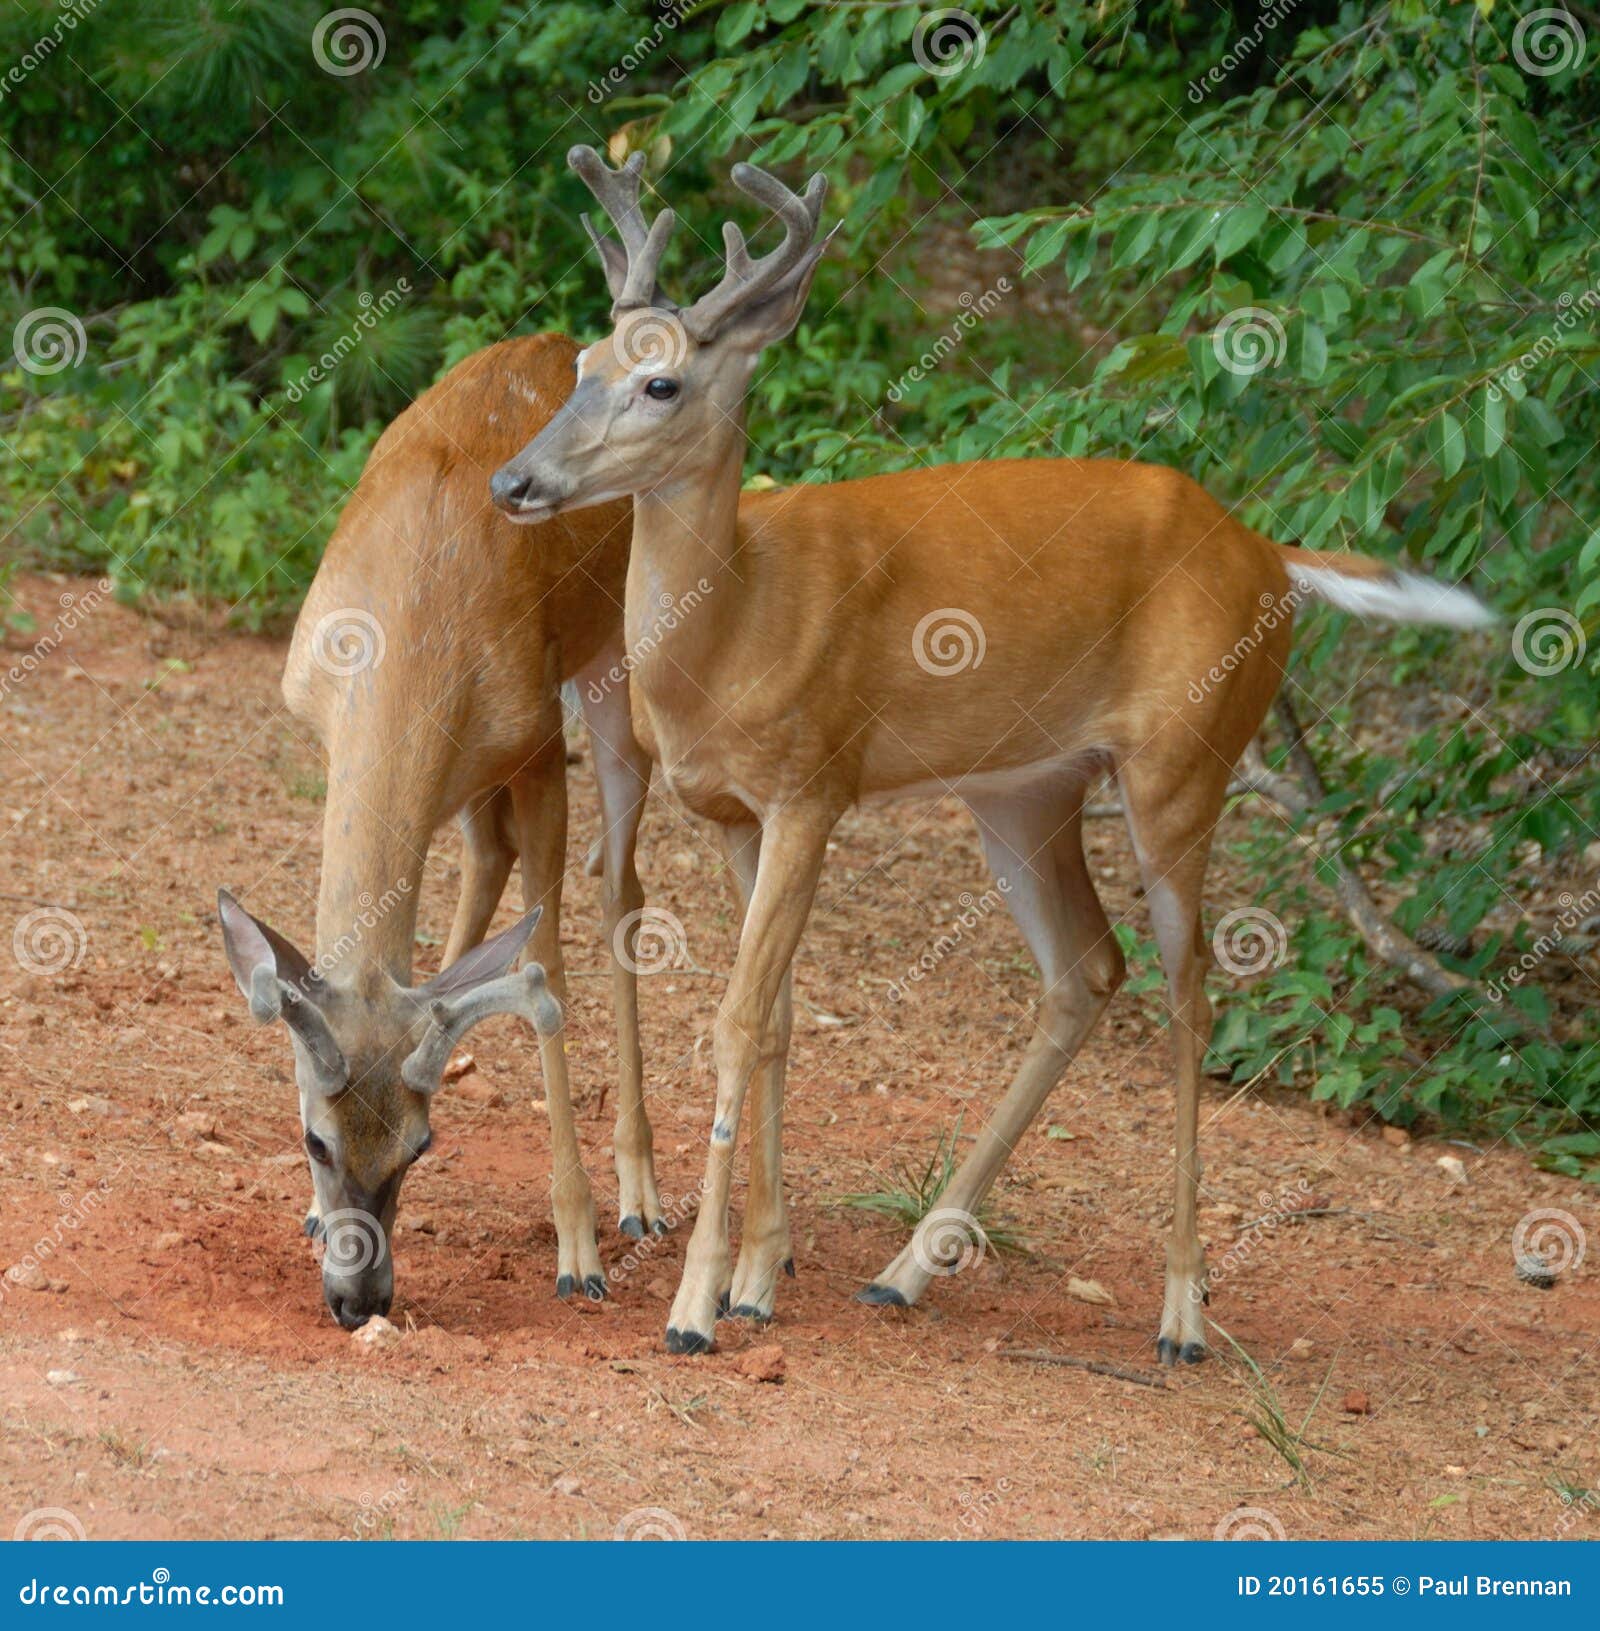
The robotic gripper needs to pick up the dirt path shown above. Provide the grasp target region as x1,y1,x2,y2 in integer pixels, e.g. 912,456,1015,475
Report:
1,573,1595,1541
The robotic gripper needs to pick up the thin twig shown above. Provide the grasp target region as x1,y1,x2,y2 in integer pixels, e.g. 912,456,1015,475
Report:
997,1348,1171,1389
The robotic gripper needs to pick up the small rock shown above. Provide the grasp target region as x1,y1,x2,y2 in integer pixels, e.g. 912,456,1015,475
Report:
506,1438,535,1456
194,1140,235,1160
456,1079,504,1108
645,1277,674,1302
1515,1254,1559,1289
67,1096,114,1117
1066,1277,1116,1307
6,1261,51,1292
1288,1337,1315,1362
734,1343,786,1384
1342,1389,1372,1415
151,1231,185,1252
176,1111,217,1139
1381,1125,1410,1148
403,1214,436,1235
1435,1154,1468,1185
551,1474,583,1498
351,1315,401,1351
45,1369,79,1387
1444,1463,1466,1478
441,1052,476,1084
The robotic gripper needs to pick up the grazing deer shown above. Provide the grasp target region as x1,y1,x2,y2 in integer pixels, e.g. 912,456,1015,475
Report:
217,334,664,1330
489,149,1495,1360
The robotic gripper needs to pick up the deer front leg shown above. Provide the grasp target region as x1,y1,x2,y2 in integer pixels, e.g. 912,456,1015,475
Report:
510,740,604,1301
666,806,834,1354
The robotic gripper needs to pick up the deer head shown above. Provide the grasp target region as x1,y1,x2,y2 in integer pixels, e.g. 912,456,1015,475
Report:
489,147,832,524
216,889,560,1329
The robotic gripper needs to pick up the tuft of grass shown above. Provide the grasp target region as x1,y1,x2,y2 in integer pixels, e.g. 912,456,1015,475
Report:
97,1427,151,1469
831,1119,1028,1255
1211,1321,1346,1491
287,770,327,802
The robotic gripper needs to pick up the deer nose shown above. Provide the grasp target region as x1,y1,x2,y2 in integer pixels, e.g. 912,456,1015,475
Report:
325,1281,392,1331
490,467,533,509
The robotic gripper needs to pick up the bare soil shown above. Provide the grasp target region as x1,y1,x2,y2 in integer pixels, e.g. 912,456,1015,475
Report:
1,572,1596,1542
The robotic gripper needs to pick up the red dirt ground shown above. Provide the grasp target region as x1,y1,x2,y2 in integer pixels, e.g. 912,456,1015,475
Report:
1,571,1596,1541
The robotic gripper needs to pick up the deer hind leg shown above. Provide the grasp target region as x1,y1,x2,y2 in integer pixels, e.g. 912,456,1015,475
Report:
509,729,604,1302
713,821,795,1324
1117,755,1228,1366
859,779,1124,1308
577,667,664,1237
442,787,517,966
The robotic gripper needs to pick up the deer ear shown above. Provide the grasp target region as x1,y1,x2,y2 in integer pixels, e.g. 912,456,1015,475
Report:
417,907,541,1001
217,888,315,999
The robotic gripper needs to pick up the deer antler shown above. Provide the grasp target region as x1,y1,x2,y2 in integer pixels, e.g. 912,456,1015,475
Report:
401,964,564,1094
568,145,677,314
680,163,829,342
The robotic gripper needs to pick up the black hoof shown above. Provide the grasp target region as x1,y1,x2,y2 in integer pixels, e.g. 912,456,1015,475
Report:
303,1214,324,1241
584,1273,607,1302
783,1257,796,1278
1179,1341,1206,1365
619,1215,645,1240
650,1217,671,1237
729,1303,771,1323
856,1283,909,1307
556,1274,577,1300
1156,1337,1179,1367
665,1326,713,1355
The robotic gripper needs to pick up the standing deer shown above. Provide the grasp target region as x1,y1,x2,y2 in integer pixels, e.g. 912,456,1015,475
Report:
488,148,1494,1360
216,333,664,1330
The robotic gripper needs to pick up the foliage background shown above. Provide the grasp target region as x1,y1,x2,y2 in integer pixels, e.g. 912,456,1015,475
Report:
4,0,1597,1171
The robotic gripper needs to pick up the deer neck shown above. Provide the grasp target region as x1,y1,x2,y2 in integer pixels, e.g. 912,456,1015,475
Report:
312,688,455,992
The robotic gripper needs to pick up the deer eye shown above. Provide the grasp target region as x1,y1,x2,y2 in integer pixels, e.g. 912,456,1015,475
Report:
304,1131,331,1165
644,377,678,401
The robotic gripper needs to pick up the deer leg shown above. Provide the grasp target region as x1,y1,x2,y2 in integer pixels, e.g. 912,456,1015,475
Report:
1118,756,1228,1366
442,787,517,966
860,782,1124,1308
666,805,835,1354
508,733,604,1301
576,664,662,1236
712,822,794,1323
